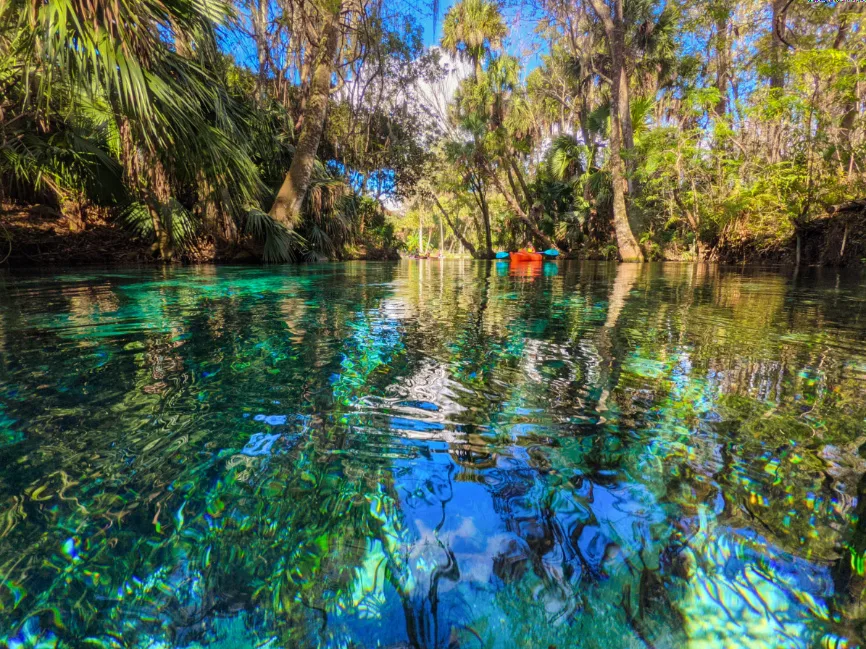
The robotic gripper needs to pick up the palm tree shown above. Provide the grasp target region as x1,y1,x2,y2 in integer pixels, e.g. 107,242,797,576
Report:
585,0,644,261
269,0,345,229
1,0,265,260
440,0,507,80
444,132,494,258
455,53,557,251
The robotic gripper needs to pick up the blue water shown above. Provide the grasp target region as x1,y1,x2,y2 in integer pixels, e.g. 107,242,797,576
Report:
0,261,864,648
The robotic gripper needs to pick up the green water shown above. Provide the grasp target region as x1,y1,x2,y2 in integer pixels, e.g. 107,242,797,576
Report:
0,261,865,649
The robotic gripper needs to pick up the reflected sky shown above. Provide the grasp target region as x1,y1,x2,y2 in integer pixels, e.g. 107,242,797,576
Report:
0,261,864,649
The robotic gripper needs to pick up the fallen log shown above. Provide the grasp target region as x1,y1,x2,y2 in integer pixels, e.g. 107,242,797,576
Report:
828,199,866,214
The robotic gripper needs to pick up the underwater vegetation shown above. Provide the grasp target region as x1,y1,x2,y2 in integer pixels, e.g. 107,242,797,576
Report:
0,261,864,648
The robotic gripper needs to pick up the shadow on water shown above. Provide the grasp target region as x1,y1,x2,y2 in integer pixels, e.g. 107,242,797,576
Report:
0,261,865,648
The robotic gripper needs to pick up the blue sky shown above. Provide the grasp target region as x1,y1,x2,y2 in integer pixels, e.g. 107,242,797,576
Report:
223,0,546,80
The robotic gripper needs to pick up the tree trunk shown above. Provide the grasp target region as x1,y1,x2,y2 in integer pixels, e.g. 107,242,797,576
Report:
479,187,494,258
833,9,858,185
609,137,642,261
439,212,444,253
795,231,801,267
269,7,341,228
147,158,173,260
473,56,483,81
466,173,494,258
148,205,171,260
200,181,220,238
488,171,557,251
119,118,171,259
198,172,237,248
770,0,788,90
62,196,85,232
828,199,866,213
509,157,533,208
614,11,634,158
219,188,238,245
586,0,644,262
252,0,269,94
714,6,730,116
434,196,478,258
506,166,524,210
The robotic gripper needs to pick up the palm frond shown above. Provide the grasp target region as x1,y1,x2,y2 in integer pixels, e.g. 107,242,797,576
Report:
246,208,304,263
587,103,610,137
116,198,198,250
117,201,155,239
548,135,587,181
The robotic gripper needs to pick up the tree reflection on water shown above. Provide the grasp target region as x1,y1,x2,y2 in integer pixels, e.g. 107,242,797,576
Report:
0,261,864,648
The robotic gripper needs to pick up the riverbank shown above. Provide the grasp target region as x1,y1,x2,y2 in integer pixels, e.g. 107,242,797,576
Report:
0,203,154,266
708,205,866,267
0,203,401,266
3,201,864,267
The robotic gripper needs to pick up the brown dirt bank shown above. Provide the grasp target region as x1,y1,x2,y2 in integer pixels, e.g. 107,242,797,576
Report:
0,203,399,267
709,208,866,267
0,203,154,266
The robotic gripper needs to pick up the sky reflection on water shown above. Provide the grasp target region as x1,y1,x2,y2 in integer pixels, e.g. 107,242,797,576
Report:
0,261,864,649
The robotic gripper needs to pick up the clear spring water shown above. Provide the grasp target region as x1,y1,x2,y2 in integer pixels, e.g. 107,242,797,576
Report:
0,261,865,649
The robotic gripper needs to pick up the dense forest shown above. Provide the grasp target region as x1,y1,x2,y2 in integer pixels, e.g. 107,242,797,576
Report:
0,0,864,265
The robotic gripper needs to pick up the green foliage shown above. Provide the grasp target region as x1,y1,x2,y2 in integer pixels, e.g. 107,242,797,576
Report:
0,0,431,263
400,0,866,263
441,0,507,74
245,209,303,263
118,199,199,251
2,0,864,264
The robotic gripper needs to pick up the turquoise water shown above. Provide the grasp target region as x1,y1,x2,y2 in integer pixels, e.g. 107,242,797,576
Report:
0,261,865,649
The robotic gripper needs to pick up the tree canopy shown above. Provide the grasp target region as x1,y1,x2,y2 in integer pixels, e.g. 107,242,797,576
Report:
399,0,866,265
1,0,864,265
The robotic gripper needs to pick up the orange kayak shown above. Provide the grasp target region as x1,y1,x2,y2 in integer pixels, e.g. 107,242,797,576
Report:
509,250,544,262
509,261,544,277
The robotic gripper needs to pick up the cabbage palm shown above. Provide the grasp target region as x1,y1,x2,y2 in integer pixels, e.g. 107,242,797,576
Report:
1,0,266,259
268,0,344,229
458,53,556,250
440,0,507,80
4,0,230,144
444,132,494,258
549,135,588,183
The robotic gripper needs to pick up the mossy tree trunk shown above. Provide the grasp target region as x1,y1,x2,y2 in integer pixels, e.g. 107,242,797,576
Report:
269,4,342,228
586,0,644,262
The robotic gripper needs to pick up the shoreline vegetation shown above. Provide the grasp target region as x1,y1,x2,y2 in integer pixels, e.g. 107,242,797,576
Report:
1,0,864,268
2,199,863,267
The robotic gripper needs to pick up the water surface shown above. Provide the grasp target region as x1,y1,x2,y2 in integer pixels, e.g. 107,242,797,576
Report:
1,261,865,648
